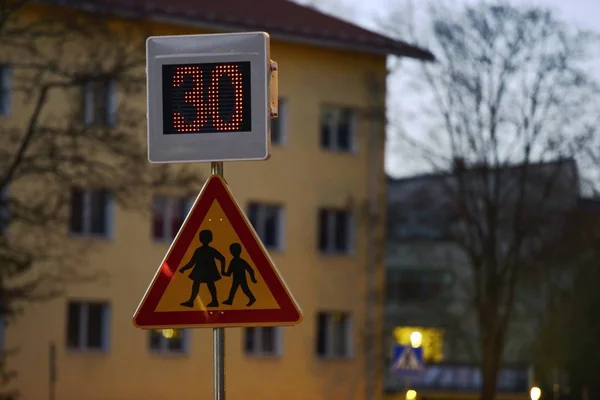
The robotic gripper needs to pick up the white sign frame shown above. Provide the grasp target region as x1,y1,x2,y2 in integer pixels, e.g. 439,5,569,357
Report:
146,32,270,163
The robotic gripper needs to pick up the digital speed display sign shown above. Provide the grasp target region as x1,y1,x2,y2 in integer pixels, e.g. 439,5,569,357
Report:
146,32,272,163
162,62,252,134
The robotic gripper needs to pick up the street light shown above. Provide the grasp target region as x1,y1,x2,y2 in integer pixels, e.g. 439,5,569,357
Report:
530,386,542,400
410,331,422,348
406,389,417,400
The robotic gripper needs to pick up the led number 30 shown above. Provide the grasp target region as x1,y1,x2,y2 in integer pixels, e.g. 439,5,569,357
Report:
172,64,244,132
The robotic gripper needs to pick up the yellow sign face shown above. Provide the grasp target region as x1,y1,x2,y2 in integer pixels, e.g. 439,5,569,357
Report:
133,175,303,329
155,201,279,312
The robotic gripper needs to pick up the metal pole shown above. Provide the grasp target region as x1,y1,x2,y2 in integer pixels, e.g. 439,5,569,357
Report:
211,161,225,400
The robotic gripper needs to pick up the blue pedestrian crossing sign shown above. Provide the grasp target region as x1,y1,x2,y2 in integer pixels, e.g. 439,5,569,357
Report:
391,344,425,375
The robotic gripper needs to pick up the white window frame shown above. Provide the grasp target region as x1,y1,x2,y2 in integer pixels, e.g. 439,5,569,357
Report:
271,97,288,146
248,202,285,251
148,329,190,355
153,196,194,242
320,105,357,152
244,327,283,357
71,188,114,239
0,65,11,116
83,79,117,126
66,300,111,352
317,311,354,359
319,208,354,255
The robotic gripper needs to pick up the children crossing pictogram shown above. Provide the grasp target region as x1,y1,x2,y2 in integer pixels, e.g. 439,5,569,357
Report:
132,175,303,329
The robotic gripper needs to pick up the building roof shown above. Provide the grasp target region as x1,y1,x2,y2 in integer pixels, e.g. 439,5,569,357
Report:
55,0,435,60
387,158,579,187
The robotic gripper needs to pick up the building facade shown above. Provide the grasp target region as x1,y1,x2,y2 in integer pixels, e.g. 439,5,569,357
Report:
382,159,581,399
0,1,432,399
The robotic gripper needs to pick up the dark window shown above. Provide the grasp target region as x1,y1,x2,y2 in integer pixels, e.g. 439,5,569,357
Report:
152,196,166,239
318,208,352,254
86,303,104,348
0,65,11,115
82,79,117,126
243,327,281,356
148,329,187,354
66,302,81,348
316,313,328,356
271,97,287,145
386,269,454,302
247,202,283,249
152,196,192,241
316,311,352,358
66,300,109,351
70,188,112,237
0,187,10,235
244,327,256,353
70,188,84,234
320,106,355,152
89,190,108,235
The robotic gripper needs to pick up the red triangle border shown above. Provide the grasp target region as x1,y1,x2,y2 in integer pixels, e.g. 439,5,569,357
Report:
133,175,302,328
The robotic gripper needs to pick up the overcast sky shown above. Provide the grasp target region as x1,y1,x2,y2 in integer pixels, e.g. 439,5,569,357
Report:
305,0,600,177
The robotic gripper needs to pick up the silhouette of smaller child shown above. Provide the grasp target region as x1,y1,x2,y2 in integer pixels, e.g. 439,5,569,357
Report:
223,243,257,307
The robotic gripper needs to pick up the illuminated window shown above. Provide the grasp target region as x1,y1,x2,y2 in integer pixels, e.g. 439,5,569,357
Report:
320,106,356,152
70,188,114,238
0,65,11,116
148,329,189,354
393,327,444,363
244,327,282,357
386,269,454,302
271,97,287,145
82,79,117,126
247,202,284,250
152,196,193,241
318,208,354,255
316,311,353,359
66,300,110,351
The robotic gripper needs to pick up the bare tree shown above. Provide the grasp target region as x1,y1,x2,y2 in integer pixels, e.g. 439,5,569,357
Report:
0,2,200,395
291,0,357,23
531,198,600,397
382,2,600,399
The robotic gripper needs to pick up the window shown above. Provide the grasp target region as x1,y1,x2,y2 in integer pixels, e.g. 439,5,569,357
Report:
320,106,356,152
82,79,117,126
66,300,110,351
152,196,193,241
0,314,4,352
243,327,282,357
316,311,353,359
148,329,189,354
318,208,353,254
248,202,284,250
393,326,445,363
386,269,454,302
0,65,11,116
271,97,287,145
0,186,9,235
70,188,113,238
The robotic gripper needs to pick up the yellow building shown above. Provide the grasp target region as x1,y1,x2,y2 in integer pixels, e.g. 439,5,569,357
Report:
0,1,433,399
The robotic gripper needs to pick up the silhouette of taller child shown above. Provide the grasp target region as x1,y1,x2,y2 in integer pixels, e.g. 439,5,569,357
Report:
179,230,225,308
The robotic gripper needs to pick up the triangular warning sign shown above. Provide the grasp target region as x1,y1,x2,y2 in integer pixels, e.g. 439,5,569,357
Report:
392,347,424,371
133,175,303,329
